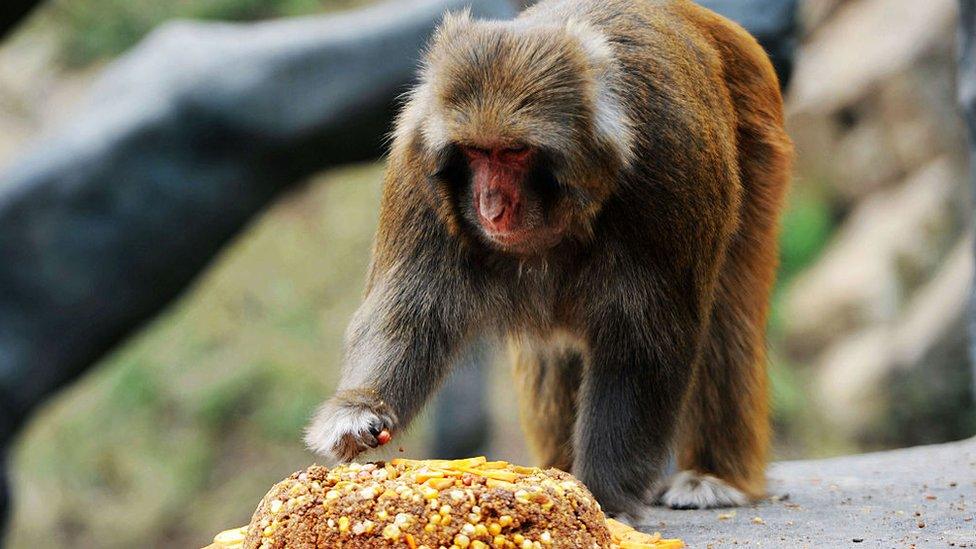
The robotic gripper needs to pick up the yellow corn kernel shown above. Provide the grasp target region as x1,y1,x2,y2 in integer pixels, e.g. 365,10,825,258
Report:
214,527,247,545
382,523,401,540
425,477,456,490
487,479,517,490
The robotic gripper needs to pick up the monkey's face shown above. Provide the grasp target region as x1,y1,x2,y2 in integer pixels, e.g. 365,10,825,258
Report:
449,142,566,255
404,12,635,256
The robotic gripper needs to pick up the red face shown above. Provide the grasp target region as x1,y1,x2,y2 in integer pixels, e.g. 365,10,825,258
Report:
459,144,561,253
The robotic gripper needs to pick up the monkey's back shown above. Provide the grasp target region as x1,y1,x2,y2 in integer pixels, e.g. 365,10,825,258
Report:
520,0,790,220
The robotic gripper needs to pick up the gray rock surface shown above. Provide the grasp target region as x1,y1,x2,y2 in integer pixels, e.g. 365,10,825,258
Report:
639,438,976,547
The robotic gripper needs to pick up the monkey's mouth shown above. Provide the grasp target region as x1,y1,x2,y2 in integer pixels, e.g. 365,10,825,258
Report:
480,225,563,255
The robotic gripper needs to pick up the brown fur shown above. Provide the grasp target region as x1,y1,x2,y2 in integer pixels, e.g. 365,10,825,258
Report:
305,0,792,518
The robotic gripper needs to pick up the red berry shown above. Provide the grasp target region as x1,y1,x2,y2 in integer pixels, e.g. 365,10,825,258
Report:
377,429,392,445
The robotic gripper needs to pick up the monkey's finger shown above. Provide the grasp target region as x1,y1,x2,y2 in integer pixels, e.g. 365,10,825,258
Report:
366,415,393,441
359,428,380,449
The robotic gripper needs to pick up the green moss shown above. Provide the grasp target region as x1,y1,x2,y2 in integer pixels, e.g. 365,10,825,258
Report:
46,0,373,67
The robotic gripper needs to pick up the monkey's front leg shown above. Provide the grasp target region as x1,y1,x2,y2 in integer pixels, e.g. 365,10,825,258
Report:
573,298,699,521
305,273,471,464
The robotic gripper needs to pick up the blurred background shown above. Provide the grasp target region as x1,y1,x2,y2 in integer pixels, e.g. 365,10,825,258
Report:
0,0,972,547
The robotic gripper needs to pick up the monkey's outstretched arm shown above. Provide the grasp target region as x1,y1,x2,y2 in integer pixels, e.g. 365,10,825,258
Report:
572,264,709,519
305,205,478,463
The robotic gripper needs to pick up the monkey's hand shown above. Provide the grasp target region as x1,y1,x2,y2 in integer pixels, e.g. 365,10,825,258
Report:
304,389,398,464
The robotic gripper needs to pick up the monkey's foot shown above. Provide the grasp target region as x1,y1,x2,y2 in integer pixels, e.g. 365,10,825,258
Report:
304,396,397,464
657,470,749,509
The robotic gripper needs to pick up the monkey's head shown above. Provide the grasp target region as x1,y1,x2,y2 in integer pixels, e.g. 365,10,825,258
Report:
396,10,635,256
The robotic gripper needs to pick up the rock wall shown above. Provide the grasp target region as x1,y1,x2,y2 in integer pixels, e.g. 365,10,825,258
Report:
782,0,975,448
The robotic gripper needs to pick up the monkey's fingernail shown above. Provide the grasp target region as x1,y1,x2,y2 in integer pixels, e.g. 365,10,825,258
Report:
377,429,392,445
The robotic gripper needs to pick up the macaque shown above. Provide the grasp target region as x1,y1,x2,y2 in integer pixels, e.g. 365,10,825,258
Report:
305,0,792,519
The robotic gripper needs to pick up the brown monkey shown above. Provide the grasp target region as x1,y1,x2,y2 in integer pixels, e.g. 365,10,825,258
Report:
305,0,792,519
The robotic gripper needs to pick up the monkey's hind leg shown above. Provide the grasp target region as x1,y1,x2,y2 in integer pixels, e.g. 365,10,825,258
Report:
511,335,582,472
662,259,773,508
660,156,788,507
662,108,790,512
665,291,768,507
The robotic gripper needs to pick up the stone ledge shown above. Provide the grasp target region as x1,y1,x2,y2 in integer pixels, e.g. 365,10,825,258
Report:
639,438,976,547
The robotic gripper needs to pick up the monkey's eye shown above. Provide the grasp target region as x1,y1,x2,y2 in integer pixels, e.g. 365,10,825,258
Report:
460,146,490,160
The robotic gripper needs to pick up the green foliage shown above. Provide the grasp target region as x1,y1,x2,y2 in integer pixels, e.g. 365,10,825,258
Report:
767,185,836,339
48,0,370,67
777,186,834,284
8,164,395,549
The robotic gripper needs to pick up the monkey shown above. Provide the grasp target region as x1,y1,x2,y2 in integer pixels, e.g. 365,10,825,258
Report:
304,0,793,519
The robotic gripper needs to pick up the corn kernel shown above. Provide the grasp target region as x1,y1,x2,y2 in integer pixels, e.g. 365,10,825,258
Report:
395,513,414,528
382,523,401,540
426,477,455,490
454,534,471,548
338,516,350,533
488,522,502,536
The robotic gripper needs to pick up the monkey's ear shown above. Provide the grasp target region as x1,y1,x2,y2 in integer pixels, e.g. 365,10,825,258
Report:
563,20,635,166
433,8,475,48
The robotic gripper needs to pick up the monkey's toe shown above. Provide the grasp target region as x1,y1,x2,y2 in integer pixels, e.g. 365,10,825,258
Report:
303,400,397,464
657,470,749,510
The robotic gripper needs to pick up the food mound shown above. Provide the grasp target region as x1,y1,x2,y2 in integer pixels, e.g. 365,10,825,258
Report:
205,457,683,549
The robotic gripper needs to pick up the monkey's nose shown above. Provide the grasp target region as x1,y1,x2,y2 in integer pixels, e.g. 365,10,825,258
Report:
479,188,508,223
